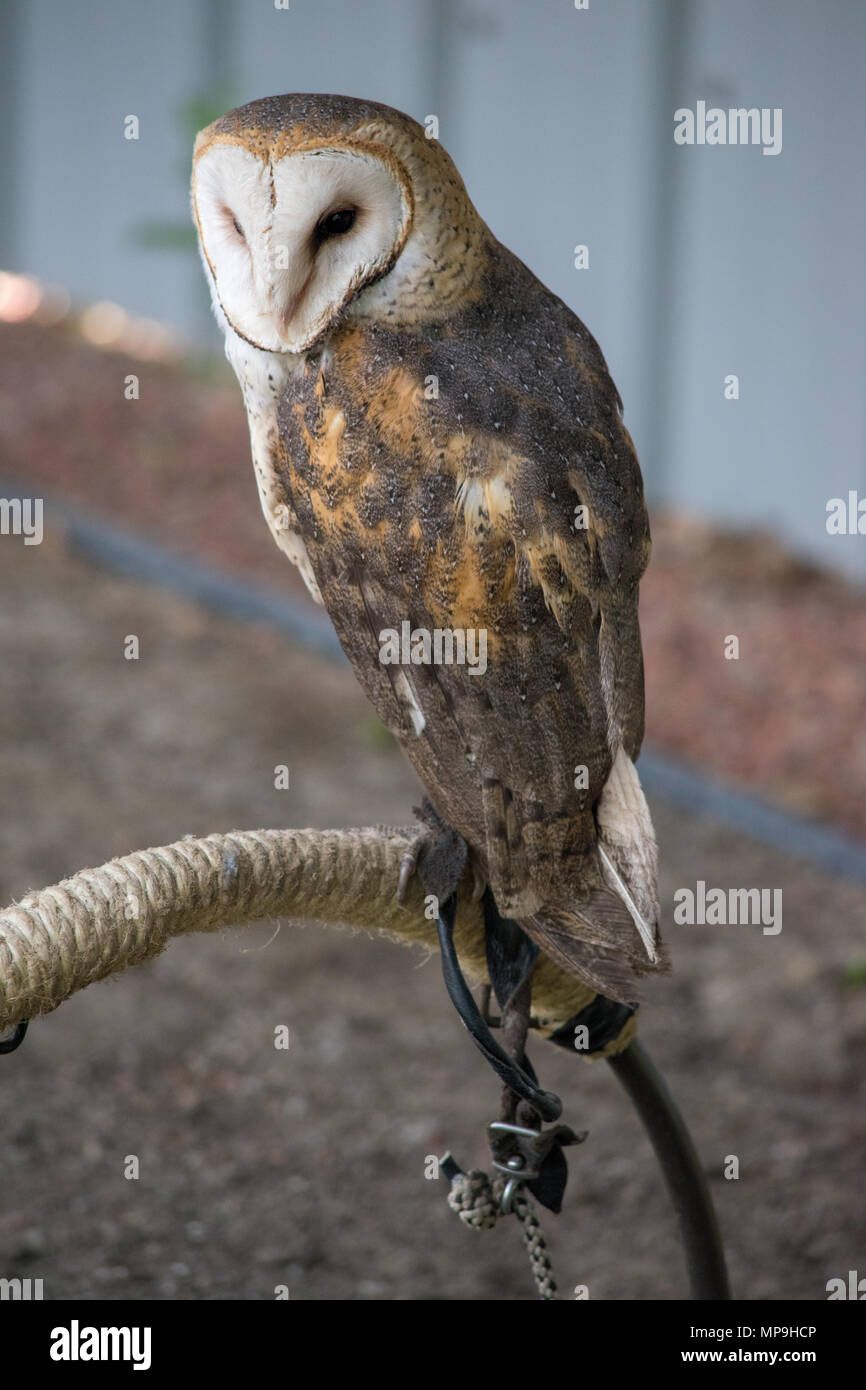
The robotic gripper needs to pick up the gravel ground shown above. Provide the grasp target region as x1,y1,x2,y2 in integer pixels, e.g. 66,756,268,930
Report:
1,529,864,1301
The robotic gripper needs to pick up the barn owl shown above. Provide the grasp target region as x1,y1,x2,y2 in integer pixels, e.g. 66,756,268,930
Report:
192,94,664,1002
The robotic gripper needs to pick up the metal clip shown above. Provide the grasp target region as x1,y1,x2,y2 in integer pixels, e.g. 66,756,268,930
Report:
490,1121,542,1211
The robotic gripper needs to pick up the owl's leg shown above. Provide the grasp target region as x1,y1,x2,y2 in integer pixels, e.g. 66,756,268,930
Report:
396,798,485,905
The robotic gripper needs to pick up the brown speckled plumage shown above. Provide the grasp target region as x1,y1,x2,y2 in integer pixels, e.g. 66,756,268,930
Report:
194,94,665,1001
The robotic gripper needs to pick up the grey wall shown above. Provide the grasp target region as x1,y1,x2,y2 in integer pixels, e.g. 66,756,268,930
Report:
664,0,866,581
2,0,864,580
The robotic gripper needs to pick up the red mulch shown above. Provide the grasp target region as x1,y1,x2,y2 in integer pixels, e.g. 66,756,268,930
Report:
2,319,864,841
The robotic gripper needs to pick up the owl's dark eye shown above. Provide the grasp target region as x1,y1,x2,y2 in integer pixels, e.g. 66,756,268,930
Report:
316,207,357,240
231,215,246,241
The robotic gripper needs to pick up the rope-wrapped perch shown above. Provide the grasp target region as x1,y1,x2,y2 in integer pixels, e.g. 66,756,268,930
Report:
0,826,635,1052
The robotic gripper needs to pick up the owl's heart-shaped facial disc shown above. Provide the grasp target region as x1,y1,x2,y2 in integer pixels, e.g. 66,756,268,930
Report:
193,142,412,353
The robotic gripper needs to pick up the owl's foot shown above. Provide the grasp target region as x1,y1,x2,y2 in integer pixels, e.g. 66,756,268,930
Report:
396,799,484,906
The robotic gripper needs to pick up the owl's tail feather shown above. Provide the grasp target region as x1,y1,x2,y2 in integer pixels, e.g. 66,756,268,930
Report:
597,842,658,963
492,748,665,1001
595,745,661,957
522,890,668,1005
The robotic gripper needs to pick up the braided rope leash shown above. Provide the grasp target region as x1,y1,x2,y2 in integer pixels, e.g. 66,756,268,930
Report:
445,1165,559,1301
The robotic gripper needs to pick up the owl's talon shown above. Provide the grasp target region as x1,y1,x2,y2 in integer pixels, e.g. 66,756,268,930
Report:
396,847,421,905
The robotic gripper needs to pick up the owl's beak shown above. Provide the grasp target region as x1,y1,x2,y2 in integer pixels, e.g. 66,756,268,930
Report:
277,297,303,342
274,262,315,345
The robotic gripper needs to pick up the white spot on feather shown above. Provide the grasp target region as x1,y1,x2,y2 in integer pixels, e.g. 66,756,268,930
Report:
393,670,426,736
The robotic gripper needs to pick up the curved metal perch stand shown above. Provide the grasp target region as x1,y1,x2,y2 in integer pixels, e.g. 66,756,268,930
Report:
0,825,729,1300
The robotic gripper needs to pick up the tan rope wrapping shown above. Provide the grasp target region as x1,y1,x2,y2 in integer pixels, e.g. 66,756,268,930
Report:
0,827,636,1054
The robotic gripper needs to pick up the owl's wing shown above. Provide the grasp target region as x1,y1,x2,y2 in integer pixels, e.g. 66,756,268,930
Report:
505,435,663,997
